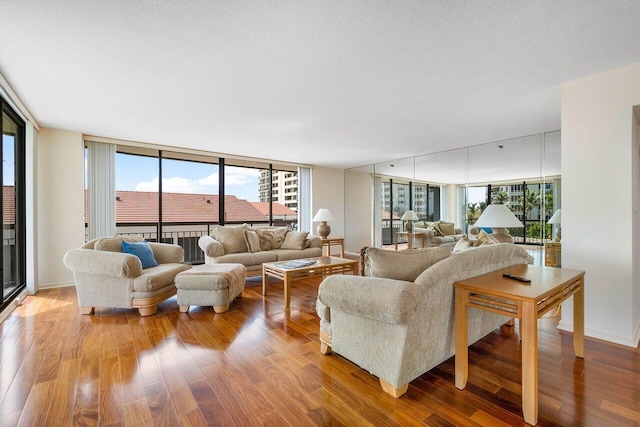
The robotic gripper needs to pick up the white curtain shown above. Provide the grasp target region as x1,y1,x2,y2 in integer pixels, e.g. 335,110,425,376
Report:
87,140,116,239
298,167,311,232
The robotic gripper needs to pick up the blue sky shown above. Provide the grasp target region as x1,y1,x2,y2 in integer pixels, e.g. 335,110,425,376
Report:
3,135,15,185
115,153,262,201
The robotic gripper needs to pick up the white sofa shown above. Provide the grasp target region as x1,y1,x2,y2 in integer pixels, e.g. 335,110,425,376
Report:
316,243,533,397
198,224,323,276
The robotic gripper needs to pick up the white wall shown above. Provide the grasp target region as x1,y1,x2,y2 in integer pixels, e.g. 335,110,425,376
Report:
37,128,85,288
560,62,640,347
344,169,373,252
311,167,345,251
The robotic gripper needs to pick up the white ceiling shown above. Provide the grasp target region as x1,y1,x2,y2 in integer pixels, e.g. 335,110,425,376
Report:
2,1,640,169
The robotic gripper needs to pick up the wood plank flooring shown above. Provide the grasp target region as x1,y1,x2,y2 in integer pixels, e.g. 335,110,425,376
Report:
1,278,639,426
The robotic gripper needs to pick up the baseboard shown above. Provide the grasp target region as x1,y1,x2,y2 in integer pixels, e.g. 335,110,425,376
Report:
0,289,28,324
559,320,638,348
633,319,640,348
38,281,75,290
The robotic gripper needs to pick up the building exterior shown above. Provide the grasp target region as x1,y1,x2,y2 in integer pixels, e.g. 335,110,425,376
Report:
259,170,298,211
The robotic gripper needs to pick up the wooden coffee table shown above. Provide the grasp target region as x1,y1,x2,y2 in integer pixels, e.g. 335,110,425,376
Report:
454,264,585,426
262,256,358,308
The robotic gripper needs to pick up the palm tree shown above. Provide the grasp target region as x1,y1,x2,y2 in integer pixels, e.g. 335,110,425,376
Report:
492,191,509,204
519,188,540,220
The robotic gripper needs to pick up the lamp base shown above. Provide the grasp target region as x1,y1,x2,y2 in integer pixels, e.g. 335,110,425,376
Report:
317,222,331,239
490,227,514,243
406,221,413,233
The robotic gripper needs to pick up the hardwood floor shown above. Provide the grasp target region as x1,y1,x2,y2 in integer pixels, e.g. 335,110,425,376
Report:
1,278,639,426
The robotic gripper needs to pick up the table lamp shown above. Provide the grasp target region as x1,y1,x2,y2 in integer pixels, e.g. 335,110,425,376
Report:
473,204,523,243
312,208,335,238
547,209,561,241
401,210,419,233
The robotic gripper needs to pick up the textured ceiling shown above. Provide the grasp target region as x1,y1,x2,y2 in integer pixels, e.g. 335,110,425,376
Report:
1,1,640,169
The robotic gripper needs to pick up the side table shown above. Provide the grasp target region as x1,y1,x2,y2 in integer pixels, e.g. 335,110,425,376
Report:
321,237,344,258
454,264,584,425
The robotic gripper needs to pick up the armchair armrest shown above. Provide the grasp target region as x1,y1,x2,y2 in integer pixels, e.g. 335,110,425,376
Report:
318,275,424,325
149,242,184,264
63,248,142,278
198,235,225,257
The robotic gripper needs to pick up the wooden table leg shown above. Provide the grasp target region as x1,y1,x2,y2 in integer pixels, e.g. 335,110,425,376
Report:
455,287,469,389
574,279,585,358
521,301,539,426
284,271,291,308
262,269,268,296
394,233,399,250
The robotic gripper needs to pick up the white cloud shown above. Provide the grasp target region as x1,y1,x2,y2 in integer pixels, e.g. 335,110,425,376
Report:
134,168,260,194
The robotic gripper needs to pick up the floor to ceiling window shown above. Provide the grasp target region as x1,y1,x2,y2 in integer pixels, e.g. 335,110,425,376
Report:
1,99,26,310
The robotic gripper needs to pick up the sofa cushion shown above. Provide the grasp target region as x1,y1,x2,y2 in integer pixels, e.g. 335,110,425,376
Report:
256,227,288,250
452,236,474,253
280,231,309,250
477,229,500,245
431,236,455,244
133,263,191,292
272,247,323,261
214,224,248,254
95,235,144,252
214,251,278,266
243,229,261,253
121,241,159,269
436,221,456,236
365,246,452,282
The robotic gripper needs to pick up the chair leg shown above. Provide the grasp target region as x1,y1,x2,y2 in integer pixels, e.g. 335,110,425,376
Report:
80,307,94,315
213,303,229,313
380,379,408,398
179,305,190,313
138,306,158,317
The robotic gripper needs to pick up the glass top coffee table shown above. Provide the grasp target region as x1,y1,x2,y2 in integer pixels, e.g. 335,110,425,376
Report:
262,256,359,308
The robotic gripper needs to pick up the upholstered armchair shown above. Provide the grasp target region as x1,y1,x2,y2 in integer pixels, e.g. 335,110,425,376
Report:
63,236,191,316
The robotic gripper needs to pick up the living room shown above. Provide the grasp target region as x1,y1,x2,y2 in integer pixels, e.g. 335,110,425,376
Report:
2,2,640,425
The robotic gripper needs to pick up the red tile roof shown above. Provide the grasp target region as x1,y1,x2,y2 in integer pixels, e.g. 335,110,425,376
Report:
111,191,296,224
250,202,297,217
4,186,14,224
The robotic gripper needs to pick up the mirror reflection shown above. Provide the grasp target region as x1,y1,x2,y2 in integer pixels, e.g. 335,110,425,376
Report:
344,131,561,252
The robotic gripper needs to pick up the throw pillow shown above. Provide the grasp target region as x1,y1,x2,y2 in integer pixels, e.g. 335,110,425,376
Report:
452,236,474,253
121,241,158,269
243,229,261,253
437,221,456,236
365,246,452,282
477,229,500,245
280,231,309,250
215,224,249,254
256,227,289,251
95,235,144,252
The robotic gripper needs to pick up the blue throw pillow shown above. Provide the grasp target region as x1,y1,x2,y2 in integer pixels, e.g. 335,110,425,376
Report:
121,241,159,269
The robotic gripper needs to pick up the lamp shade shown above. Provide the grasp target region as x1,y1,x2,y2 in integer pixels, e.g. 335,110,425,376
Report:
547,209,562,224
312,209,335,222
401,210,419,221
473,204,523,228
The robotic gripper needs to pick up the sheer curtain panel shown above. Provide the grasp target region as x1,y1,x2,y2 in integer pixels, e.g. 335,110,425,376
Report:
86,140,116,240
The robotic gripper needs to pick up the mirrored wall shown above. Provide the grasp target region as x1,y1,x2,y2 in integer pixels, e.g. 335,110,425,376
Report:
344,131,561,251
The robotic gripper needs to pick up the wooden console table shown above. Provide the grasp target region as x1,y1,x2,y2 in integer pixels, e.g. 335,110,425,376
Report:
454,264,584,425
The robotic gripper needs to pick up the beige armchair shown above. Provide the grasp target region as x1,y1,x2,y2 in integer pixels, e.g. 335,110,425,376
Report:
63,236,192,316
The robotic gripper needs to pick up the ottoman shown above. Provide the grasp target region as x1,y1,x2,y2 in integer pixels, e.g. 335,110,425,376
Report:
175,263,246,313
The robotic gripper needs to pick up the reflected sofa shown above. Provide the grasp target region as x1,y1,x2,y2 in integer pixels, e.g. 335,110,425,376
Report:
413,220,466,247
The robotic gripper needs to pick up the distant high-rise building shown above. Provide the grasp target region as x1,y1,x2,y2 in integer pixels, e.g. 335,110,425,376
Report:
259,170,298,211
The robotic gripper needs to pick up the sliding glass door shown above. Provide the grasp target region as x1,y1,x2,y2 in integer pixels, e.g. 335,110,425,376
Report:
1,100,26,310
